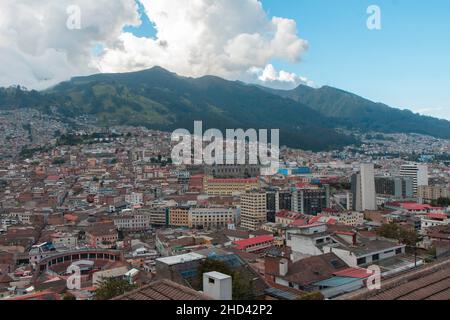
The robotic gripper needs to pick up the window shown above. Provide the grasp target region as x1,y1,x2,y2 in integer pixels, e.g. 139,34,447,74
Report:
357,257,367,265
372,254,379,261
209,278,215,284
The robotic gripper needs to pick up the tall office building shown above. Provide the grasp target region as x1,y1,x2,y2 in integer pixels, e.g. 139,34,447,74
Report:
240,191,267,230
352,163,377,211
291,185,329,216
400,164,429,196
265,189,278,223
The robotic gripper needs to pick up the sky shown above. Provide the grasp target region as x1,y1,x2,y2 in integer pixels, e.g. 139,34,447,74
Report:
0,0,449,119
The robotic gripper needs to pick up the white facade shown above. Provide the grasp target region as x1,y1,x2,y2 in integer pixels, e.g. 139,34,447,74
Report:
125,192,144,206
203,272,232,300
353,164,377,211
400,164,429,195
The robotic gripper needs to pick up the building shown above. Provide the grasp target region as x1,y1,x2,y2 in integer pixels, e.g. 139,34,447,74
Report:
50,232,78,249
205,164,260,178
113,213,151,232
324,238,406,268
276,211,307,226
266,189,278,223
86,225,118,249
169,207,190,228
204,177,259,196
286,224,333,261
240,191,267,231
137,206,168,227
352,163,377,211
278,190,292,212
400,164,429,196
113,279,213,300
291,185,329,216
234,235,275,253
375,176,413,198
188,207,237,230
418,185,450,201
125,192,144,206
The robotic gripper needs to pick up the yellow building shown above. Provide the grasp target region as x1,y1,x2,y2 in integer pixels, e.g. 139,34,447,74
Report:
188,207,237,230
204,177,259,196
418,185,450,201
240,191,267,231
169,207,189,227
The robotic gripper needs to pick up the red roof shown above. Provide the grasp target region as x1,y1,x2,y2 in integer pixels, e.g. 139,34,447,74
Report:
290,219,308,226
334,268,373,279
234,235,274,250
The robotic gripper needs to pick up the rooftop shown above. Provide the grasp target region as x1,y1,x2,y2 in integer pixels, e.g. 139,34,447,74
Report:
112,279,212,300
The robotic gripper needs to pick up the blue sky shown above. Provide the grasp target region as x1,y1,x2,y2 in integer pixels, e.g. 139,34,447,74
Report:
259,0,450,120
113,1,449,120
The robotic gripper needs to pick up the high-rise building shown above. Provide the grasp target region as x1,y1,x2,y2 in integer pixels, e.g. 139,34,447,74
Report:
265,189,278,223
400,164,429,196
352,163,377,211
291,185,329,216
240,191,267,230
278,190,292,212
375,176,413,198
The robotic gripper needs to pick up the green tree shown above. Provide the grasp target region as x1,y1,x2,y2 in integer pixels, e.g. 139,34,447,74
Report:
94,277,137,300
377,223,422,247
198,259,255,300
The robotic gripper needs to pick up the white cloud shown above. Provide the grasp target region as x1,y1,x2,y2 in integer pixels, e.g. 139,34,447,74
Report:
0,0,309,90
0,0,140,89
249,64,314,89
98,0,309,85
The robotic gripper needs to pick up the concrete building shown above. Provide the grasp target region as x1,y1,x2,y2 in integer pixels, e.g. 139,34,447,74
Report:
169,207,190,228
418,185,450,201
188,207,237,230
291,185,329,216
240,191,267,231
400,164,429,196
204,177,259,196
352,163,377,211
375,176,413,198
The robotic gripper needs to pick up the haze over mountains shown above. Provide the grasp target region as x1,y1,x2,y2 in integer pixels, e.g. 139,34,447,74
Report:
0,66,449,151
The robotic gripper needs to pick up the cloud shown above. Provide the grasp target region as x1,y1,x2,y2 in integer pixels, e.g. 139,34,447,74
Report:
0,0,309,90
249,64,314,89
0,0,140,89
98,0,309,86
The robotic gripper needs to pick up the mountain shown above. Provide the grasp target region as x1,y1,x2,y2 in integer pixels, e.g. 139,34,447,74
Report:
0,67,356,151
264,85,450,139
1,66,449,151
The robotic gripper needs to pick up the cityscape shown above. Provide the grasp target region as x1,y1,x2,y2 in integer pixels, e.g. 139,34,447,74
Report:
0,0,449,308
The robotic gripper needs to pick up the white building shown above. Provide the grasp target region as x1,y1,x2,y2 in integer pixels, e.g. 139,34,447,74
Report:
400,164,429,196
352,163,377,211
286,224,333,261
125,192,144,206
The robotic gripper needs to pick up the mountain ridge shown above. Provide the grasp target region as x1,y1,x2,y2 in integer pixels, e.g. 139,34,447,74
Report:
1,66,449,151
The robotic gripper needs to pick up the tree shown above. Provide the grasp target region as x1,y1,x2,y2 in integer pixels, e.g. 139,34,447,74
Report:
197,259,255,300
377,223,422,247
94,277,137,300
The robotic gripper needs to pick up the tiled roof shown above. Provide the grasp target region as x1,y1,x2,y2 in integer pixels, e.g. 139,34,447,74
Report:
234,235,275,250
112,279,212,300
369,268,450,300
